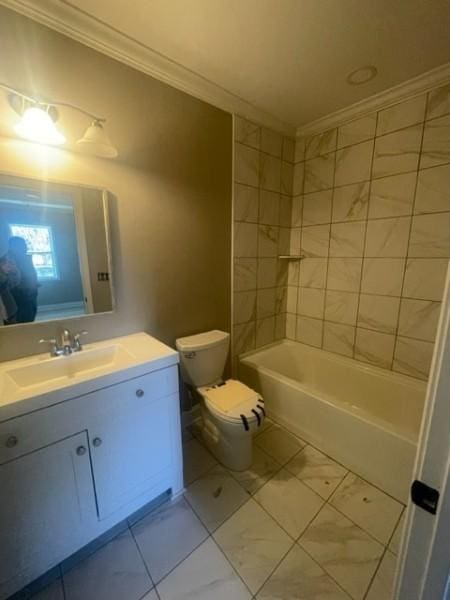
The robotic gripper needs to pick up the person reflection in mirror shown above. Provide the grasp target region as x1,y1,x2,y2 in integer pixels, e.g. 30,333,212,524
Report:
0,237,39,324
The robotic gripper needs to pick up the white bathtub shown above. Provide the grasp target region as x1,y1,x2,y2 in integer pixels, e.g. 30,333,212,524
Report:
239,340,426,503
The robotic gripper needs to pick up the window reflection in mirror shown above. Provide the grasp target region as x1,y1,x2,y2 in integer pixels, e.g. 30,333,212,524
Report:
0,175,113,327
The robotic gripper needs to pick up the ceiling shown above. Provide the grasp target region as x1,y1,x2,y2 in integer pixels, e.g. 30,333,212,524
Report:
49,0,450,130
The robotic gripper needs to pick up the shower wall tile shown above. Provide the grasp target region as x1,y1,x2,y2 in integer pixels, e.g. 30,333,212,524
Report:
335,139,374,186
332,182,369,222
426,82,450,120
303,190,333,225
323,322,355,357
233,321,256,355
364,217,411,258
408,212,450,257
361,258,405,296
260,153,281,192
234,81,450,379
234,222,258,257
337,114,376,149
329,221,366,257
393,337,434,380
299,258,328,289
376,95,426,136
304,153,335,192
324,290,359,326
327,258,362,292
296,316,323,347
261,128,283,157
372,124,422,178
354,328,396,369
234,184,259,222
414,163,450,214
235,142,260,186
403,258,448,301
305,129,337,159
397,299,441,342
297,287,325,319
234,291,257,325
420,113,450,168
357,294,400,334
301,225,330,257
369,172,417,218
234,116,260,149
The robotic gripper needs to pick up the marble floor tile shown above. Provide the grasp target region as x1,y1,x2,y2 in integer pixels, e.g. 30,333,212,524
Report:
157,538,252,600
132,497,208,584
286,445,348,500
365,550,397,600
255,425,305,465
183,437,217,485
299,505,384,600
389,512,405,555
63,529,152,600
185,464,249,532
257,544,351,600
330,473,403,544
254,468,324,539
141,590,159,600
229,446,281,495
213,499,293,594
254,417,274,437
31,580,64,600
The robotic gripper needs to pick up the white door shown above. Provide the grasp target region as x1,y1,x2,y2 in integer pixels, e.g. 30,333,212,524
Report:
395,267,450,600
0,431,98,598
88,379,176,519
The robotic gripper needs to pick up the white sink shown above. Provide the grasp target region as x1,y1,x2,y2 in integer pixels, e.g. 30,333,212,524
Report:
5,344,134,389
0,333,179,418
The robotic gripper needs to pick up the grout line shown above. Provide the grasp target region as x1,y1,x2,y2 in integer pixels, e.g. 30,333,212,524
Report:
390,108,428,371
128,521,158,597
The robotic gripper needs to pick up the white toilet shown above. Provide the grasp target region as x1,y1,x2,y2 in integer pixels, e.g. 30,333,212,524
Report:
176,330,265,471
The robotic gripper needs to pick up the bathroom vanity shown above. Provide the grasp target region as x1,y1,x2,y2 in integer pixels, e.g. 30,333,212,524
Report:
0,333,183,600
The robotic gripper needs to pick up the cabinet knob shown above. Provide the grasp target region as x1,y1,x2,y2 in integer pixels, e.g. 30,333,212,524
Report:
5,435,18,448
93,437,102,447
76,445,87,456
136,389,144,398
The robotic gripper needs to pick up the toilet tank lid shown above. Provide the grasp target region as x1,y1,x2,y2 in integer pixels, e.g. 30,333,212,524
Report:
176,330,230,352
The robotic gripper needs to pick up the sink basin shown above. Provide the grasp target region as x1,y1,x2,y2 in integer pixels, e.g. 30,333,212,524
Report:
0,332,179,419
6,345,135,389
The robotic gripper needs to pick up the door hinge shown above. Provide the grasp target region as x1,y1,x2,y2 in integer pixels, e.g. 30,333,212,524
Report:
411,480,440,515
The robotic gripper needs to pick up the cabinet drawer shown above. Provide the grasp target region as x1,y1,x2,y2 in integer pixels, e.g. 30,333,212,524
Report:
0,366,179,465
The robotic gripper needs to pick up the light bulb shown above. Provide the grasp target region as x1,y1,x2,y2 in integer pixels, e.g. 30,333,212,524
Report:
14,106,66,145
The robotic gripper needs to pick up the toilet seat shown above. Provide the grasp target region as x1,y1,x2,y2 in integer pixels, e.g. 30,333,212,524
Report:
198,379,265,430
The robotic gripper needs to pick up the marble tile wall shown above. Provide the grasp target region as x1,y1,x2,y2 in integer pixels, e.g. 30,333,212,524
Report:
232,117,295,364
287,83,450,380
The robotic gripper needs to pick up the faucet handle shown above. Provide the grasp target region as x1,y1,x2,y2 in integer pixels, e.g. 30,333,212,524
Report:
73,330,88,350
39,337,57,346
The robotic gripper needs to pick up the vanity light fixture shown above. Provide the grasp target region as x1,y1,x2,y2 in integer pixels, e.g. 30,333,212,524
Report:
346,65,378,85
14,105,66,145
1,82,118,158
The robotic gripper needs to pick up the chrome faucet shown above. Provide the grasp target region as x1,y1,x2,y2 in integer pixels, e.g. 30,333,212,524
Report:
39,328,88,357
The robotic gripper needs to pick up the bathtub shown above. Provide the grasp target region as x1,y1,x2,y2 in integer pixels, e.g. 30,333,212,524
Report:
239,340,426,503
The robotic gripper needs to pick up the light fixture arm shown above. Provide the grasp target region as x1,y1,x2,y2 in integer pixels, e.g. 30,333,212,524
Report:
0,81,106,123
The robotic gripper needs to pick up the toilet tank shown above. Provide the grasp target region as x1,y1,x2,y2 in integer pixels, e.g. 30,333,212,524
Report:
176,330,230,387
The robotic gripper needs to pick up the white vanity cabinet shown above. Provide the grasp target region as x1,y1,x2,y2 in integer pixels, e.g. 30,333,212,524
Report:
0,432,98,596
0,335,183,600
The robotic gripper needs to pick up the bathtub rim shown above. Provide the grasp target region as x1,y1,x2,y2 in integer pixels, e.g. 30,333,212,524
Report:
239,339,425,443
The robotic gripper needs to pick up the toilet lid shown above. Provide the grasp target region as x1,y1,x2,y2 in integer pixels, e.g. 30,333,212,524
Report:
200,379,265,427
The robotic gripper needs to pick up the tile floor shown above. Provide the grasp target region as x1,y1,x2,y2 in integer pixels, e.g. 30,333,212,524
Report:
29,419,405,600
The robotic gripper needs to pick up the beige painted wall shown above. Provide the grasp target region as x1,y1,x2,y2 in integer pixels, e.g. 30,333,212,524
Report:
0,8,232,362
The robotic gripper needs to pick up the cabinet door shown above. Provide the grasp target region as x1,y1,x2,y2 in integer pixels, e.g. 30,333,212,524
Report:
89,380,178,519
0,432,98,596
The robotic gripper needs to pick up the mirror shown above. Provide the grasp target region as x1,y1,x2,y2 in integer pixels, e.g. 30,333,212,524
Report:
0,174,113,327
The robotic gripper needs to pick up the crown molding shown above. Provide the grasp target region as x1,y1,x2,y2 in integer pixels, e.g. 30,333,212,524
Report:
296,61,450,138
0,0,295,136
